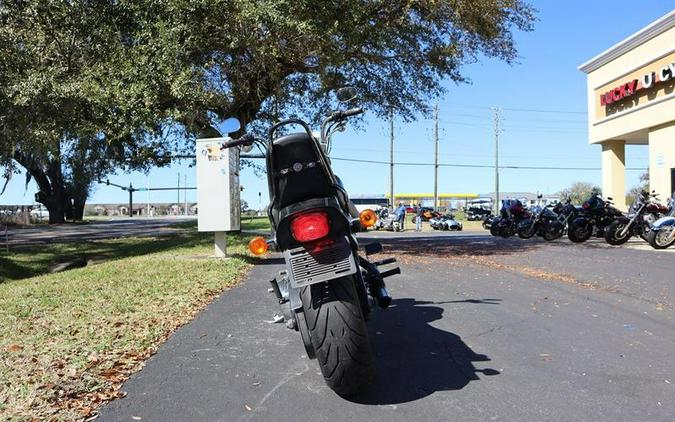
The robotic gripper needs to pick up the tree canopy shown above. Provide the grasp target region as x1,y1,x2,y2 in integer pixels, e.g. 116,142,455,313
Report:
1,0,536,222
558,182,601,205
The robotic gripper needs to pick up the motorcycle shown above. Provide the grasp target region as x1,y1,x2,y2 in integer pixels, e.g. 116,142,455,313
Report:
646,196,675,249
567,193,623,243
223,87,400,395
492,199,530,238
604,191,668,245
429,213,463,231
374,207,401,232
516,203,558,239
541,199,582,241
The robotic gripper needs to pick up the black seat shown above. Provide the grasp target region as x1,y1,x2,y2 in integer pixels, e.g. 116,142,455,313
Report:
268,133,335,212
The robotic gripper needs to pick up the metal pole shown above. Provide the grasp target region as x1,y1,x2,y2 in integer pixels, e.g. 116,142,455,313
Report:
389,110,394,207
434,104,439,211
128,183,133,218
493,107,501,214
184,174,188,216
146,176,150,217
177,173,180,215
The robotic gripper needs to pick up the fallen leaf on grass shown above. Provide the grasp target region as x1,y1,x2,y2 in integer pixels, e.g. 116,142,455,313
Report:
7,343,23,352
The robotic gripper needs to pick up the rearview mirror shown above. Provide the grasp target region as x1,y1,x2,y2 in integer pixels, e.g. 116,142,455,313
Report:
221,117,241,134
336,87,358,103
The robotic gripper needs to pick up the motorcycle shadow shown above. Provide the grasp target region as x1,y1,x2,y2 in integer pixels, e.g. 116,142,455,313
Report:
349,298,499,405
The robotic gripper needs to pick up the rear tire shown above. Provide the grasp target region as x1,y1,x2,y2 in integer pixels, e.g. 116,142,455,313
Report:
517,222,536,239
647,228,675,249
604,220,632,245
299,276,375,396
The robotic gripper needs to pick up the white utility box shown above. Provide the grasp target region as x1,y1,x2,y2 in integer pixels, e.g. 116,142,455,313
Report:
196,137,241,233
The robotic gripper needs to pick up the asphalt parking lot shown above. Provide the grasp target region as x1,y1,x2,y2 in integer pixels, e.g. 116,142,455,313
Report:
99,231,675,421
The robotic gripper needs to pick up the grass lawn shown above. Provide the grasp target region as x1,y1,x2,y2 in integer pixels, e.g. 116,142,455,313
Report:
240,215,272,232
0,227,255,421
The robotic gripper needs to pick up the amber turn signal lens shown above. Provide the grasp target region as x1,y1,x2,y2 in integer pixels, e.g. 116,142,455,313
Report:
248,237,268,255
359,209,377,228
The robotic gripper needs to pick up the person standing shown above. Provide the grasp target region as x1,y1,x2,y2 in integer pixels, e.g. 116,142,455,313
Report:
415,203,423,232
395,203,406,231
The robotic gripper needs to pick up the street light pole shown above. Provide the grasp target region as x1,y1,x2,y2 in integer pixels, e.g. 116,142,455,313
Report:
128,183,133,218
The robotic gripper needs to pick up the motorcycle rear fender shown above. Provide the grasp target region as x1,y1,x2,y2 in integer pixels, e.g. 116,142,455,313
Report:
273,196,352,251
651,216,675,230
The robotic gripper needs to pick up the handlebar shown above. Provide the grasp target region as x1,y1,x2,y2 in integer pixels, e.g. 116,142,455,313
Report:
220,133,255,149
332,107,363,120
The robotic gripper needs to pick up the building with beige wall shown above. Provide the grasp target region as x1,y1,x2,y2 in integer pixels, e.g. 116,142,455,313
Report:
579,10,675,210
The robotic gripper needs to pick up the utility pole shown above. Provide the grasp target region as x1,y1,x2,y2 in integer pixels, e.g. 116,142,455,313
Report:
493,107,501,214
389,110,394,207
177,173,181,215
433,104,439,211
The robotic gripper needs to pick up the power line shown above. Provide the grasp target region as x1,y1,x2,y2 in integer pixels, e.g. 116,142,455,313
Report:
441,103,587,115
502,107,586,115
331,146,649,161
331,157,646,171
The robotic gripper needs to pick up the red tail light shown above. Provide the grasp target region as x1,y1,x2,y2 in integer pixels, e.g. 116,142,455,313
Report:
291,212,331,243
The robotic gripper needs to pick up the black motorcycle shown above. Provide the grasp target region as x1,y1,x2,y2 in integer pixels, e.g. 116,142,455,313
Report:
541,199,581,241
568,193,623,243
516,203,558,239
604,191,669,245
221,88,400,395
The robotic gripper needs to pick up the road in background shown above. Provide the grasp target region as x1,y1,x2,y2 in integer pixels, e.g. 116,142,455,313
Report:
2,217,194,246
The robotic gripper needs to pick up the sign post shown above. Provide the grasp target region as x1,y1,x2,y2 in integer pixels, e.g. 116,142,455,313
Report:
196,137,241,258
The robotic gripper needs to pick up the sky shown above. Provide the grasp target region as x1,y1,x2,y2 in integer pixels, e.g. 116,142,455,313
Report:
2,0,674,208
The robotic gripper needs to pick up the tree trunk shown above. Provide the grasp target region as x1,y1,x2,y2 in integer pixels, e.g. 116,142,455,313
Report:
14,151,70,224
73,195,86,221
43,193,67,224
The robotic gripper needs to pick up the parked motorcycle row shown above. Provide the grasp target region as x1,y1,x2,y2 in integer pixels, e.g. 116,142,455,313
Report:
483,191,675,250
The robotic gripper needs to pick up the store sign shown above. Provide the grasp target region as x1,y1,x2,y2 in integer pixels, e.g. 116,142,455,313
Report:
600,62,675,106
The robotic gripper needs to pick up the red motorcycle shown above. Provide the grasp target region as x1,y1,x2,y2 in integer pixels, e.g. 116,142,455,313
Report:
491,199,530,238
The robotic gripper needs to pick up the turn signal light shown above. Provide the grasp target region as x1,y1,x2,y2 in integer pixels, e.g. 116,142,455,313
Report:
248,237,268,255
359,209,377,228
291,211,331,243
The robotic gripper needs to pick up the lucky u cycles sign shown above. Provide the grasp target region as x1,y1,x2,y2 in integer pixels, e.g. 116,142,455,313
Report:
600,62,675,106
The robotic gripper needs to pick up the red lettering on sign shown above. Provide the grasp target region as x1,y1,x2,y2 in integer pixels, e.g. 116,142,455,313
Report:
612,88,621,102
627,79,638,95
